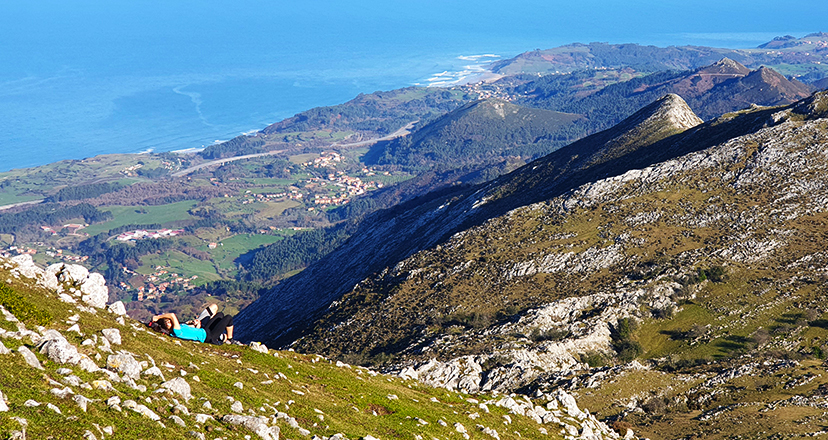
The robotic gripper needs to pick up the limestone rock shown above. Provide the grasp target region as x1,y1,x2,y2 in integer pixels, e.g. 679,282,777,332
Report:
143,366,166,381
0,389,8,412
249,341,269,354
101,328,121,345
46,264,109,308
10,254,43,280
50,387,74,399
194,413,214,424
18,346,43,370
0,341,10,355
73,394,91,412
122,400,160,421
160,377,193,402
81,273,109,309
231,400,244,413
38,330,84,365
107,301,127,316
106,351,142,380
222,414,280,440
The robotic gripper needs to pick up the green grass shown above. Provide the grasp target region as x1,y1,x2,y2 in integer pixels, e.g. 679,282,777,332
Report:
203,234,284,272
0,261,560,440
288,153,319,165
84,200,199,235
0,193,42,206
138,250,223,284
639,303,716,359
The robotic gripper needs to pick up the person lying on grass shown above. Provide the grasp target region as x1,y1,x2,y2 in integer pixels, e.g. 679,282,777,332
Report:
149,304,235,345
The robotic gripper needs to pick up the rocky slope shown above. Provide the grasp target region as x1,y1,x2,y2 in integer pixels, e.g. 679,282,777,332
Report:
234,93,718,346
288,91,828,438
0,254,628,440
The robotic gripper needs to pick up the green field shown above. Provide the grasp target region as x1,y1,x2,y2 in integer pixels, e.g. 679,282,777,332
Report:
0,194,43,207
203,233,284,272
138,250,223,284
288,153,319,164
84,200,199,235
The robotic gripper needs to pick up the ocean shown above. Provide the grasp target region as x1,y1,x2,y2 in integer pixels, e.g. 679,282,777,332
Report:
1,0,823,172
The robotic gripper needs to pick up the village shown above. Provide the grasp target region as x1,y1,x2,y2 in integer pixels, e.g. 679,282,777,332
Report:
120,264,199,302
0,149,398,307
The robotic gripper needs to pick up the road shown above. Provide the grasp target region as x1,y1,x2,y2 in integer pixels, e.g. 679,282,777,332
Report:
171,121,417,178
0,199,44,212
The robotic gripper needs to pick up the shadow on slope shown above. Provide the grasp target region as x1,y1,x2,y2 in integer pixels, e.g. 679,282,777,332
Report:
234,92,815,348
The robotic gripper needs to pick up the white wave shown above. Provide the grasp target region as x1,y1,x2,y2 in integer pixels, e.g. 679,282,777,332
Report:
457,54,500,61
171,147,205,153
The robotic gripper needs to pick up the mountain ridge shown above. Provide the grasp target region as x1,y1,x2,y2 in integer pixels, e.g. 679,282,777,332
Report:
285,91,828,439
234,94,729,347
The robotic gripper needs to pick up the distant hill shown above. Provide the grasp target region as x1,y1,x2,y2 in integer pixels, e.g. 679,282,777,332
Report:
524,60,813,126
490,33,828,79
812,77,828,90
363,99,582,170
200,87,473,159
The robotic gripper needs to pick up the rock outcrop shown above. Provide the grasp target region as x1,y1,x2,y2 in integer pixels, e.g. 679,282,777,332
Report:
3,255,110,309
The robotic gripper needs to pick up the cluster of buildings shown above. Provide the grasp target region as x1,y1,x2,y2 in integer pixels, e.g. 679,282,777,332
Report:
238,189,304,205
459,81,513,101
4,246,38,256
305,151,343,168
116,228,183,242
123,266,199,301
311,174,382,207
44,248,89,263
2,245,89,263
120,163,144,177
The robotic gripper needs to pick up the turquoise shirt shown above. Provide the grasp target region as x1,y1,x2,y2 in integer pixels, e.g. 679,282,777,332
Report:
172,324,206,342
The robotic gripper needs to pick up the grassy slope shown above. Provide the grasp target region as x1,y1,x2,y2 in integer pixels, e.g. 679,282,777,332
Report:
0,262,560,440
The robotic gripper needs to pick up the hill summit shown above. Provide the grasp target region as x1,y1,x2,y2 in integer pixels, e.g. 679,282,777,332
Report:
363,98,581,170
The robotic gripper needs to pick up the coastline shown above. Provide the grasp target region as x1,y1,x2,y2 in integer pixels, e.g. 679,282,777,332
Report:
0,52,506,174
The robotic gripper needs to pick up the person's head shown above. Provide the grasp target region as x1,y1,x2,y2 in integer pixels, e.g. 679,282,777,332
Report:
149,318,173,335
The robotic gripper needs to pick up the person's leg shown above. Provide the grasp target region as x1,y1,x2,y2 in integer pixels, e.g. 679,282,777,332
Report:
207,313,234,344
196,303,219,321
226,325,234,340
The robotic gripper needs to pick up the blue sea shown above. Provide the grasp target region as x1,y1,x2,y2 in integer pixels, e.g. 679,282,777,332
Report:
1,0,824,172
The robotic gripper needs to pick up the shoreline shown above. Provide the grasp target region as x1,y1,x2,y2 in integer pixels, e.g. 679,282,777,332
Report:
0,55,505,174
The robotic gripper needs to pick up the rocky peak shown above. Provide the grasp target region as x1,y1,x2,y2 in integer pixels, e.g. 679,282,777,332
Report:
703,57,750,76
639,93,704,131
574,93,702,166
